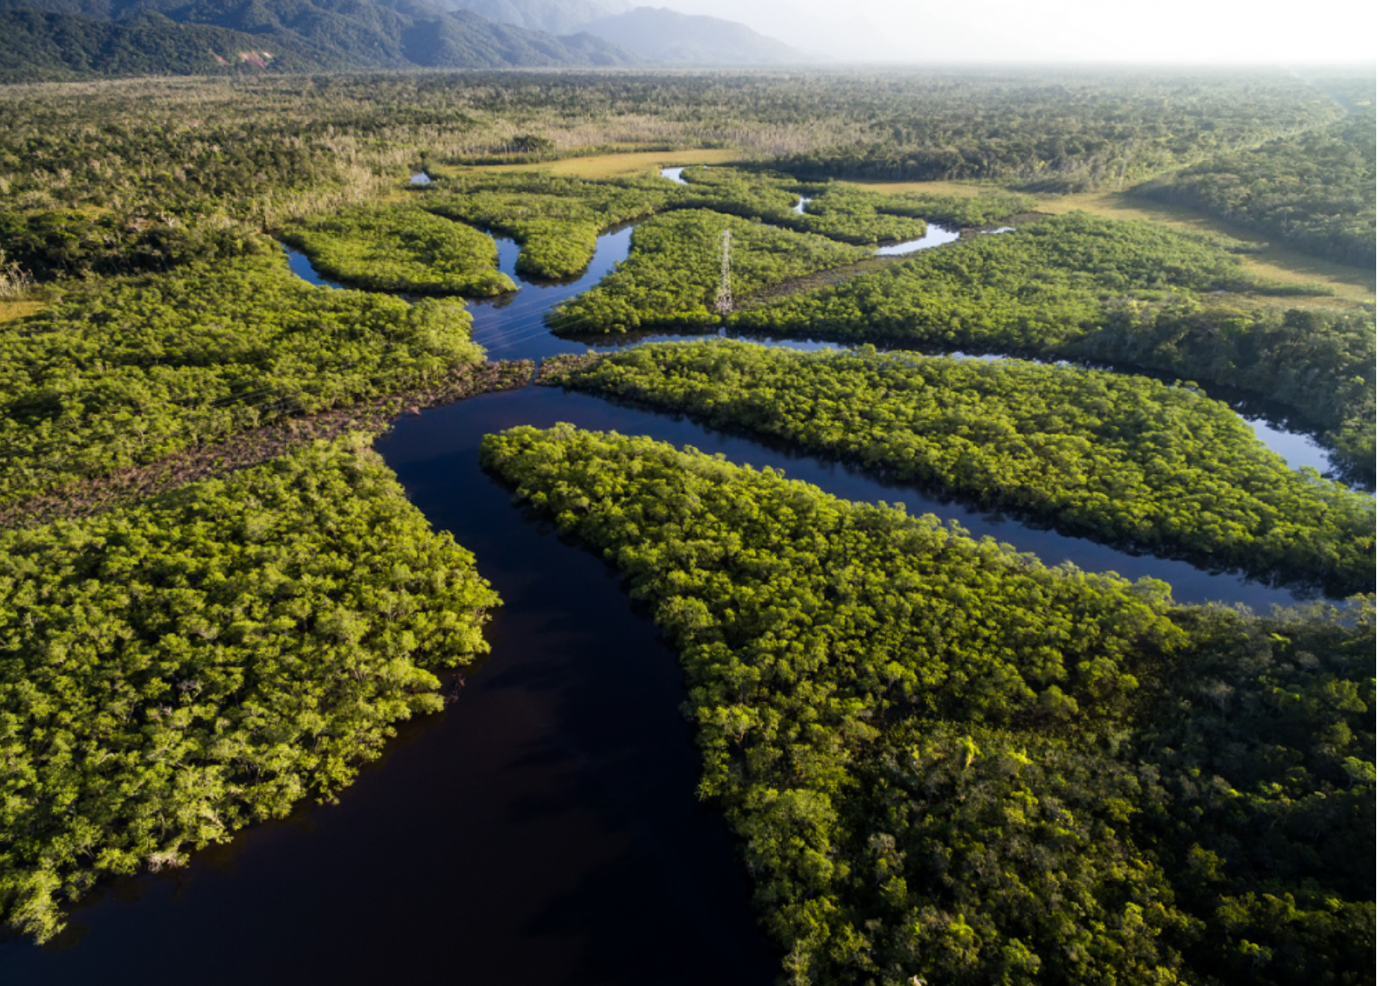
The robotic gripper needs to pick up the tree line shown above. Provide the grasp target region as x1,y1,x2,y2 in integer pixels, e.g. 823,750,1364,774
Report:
541,341,1375,595
1137,111,1375,269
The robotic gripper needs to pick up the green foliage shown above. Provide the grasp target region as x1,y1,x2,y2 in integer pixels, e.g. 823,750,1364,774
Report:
791,184,928,243
543,342,1376,594
735,211,1277,350
845,722,1192,986
0,70,1346,222
682,168,933,244
281,203,514,296
417,169,1025,282
762,75,1343,192
1137,603,1376,986
1138,112,1376,269
548,210,871,334
876,189,1038,228
479,425,1179,983
1074,301,1376,485
0,434,500,942
0,253,484,504
420,171,673,277
0,209,267,282
480,424,1375,986
732,213,1376,482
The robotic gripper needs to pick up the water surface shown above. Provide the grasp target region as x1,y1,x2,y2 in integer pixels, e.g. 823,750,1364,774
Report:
873,222,961,254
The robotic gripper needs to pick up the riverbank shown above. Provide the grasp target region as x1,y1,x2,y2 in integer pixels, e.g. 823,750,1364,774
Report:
0,360,531,529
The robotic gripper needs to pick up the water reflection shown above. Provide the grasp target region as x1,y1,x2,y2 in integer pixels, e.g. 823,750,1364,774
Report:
873,222,961,254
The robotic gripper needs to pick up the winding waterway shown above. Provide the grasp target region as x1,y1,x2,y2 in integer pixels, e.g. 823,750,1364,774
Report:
2,209,1357,985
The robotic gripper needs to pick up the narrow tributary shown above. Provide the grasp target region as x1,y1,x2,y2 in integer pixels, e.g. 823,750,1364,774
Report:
3,212,1351,986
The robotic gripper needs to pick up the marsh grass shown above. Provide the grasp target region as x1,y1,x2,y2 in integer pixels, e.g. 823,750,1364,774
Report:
1034,189,1375,304
453,147,745,180
0,249,36,301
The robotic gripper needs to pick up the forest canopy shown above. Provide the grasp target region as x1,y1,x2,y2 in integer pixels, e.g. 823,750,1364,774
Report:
0,253,484,505
280,203,515,296
481,423,1375,986
1136,110,1375,269
730,213,1376,482
548,210,871,334
0,434,500,943
541,342,1376,595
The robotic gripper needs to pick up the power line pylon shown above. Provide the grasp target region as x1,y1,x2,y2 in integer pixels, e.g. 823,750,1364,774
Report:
714,228,733,316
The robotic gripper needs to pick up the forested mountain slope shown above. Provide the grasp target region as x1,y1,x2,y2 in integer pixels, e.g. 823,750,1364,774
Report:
0,8,330,80
0,0,636,78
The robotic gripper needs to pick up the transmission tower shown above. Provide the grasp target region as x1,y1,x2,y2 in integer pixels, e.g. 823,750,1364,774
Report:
714,228,733,315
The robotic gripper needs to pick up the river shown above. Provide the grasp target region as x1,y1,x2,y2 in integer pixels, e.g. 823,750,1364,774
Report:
0,208,1357,985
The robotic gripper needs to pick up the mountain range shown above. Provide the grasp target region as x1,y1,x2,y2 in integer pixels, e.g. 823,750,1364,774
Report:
443,0,804,63
0,0,809,80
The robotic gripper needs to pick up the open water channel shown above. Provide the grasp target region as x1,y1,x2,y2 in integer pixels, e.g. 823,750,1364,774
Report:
0,193,1352,984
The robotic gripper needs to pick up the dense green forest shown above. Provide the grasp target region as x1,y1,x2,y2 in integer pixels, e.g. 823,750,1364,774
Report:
281,203,515,295
1138,111,1376,269
419,171,673,278
0,434,500,942
0,253,484,505
0,70,1346,225
674,167,932,245
0,209,266,282
481,423,1375,986
731,213,1376,481
548,210,871,333
541,342,1375,594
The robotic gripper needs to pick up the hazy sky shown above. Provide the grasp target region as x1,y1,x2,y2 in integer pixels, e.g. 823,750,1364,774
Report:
658,0,1377,64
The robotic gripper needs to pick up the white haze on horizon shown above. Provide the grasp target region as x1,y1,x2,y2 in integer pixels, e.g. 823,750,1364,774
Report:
652,0,1376,65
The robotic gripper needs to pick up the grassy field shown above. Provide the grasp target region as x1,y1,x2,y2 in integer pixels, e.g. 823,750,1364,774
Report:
844,179,996,198
849,180,1375,305
0,299,45,323
1038,191,1375,304
469,147,743,179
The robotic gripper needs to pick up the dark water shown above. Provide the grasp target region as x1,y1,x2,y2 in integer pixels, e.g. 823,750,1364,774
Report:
0,389,779,983
6,215,1354,985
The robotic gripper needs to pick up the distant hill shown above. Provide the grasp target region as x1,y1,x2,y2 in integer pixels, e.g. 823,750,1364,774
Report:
580,6,804,64
439,0,627,35
441,0,806,64
0,0,637,79
0,9,330,80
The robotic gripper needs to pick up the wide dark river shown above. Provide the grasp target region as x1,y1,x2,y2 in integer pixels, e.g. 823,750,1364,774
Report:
0,208,1355,984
